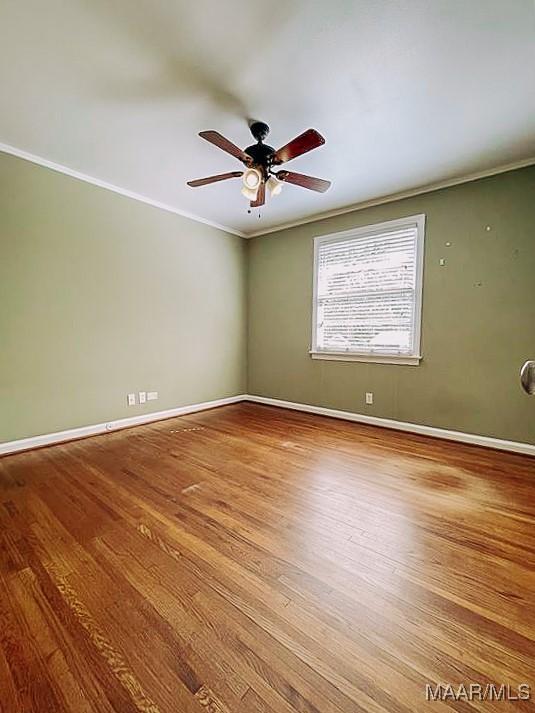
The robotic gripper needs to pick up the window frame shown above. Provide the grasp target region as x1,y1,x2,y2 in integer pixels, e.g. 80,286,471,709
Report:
310,214,426,366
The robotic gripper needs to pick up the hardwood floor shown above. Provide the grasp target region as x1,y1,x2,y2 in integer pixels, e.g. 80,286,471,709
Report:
1,402,534,712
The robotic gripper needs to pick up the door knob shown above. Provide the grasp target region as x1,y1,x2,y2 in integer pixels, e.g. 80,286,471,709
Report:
520,361,535,395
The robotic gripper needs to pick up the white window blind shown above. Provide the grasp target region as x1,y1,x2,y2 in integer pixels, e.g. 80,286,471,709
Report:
312,215,424,363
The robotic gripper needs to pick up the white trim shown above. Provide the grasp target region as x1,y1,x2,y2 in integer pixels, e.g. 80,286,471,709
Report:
0,142,246,238
246,156,535,238
2,393,533,458
311,214,425,363
2,141,533,241
245,395,535,457
310,350,421,365
0,395,246,456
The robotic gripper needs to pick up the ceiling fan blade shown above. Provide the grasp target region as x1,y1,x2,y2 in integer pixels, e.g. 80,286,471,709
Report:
250,181,266,208
187,171,243,187
199,131,252,165
272,129,325,165
276,171,331,193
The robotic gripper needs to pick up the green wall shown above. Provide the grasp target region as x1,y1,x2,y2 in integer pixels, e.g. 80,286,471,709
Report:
0,152,247,442
2,153,534,446
247,166,535,445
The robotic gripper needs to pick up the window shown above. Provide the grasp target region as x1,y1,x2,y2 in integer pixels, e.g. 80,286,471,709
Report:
311,214,425,365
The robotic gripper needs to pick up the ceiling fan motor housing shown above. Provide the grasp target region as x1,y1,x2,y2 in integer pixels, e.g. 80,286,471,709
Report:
244,142,275,173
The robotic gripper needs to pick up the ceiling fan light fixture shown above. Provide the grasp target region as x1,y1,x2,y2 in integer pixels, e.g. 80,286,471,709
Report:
242,167,262,190
267,175,283,196
241,185,259,201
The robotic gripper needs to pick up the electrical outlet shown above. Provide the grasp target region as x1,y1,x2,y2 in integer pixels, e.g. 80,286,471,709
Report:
139,391,146,404
127,393,136,406
365,392,373,405
147,391,158,401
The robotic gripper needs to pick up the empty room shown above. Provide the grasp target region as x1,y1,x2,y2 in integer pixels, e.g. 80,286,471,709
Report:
1,1,535,711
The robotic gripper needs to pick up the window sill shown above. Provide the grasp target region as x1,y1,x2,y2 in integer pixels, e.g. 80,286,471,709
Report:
309,350,421,366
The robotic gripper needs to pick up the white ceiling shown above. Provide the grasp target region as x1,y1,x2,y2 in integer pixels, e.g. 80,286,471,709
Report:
1,0,534,236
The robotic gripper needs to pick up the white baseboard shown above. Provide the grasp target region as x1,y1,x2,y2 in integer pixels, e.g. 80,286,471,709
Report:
244,395,535,457
0,395,247,456
2,393,533,458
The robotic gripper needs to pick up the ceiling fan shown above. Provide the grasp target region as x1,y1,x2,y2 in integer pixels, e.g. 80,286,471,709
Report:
187,121,331,208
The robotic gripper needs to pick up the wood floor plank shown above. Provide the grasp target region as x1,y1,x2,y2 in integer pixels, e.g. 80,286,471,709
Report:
0,402,534,712
174,486,535,684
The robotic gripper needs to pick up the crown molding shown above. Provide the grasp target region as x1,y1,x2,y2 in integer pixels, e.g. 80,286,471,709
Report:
246,156,535,238
2,141,534,240
0,142,246,238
